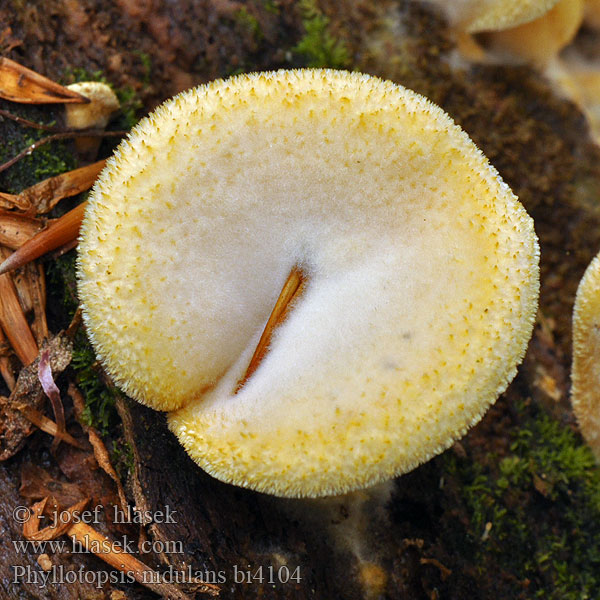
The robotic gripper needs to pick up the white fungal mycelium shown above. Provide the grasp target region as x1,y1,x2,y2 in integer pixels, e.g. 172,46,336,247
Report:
77,69,540,497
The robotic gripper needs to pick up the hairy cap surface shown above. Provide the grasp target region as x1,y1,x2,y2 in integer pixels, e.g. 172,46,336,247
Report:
77,69,540,497
572,252,600,460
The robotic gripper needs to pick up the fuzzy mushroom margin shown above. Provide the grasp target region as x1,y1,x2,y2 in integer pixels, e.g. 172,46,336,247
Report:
572,252,600,460
76,69,540,498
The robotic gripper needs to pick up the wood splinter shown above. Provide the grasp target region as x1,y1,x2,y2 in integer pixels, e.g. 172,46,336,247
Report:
236,266,305,392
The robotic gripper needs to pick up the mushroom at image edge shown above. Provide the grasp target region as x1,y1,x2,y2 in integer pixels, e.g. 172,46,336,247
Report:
76,69,540,498
572,252,600,460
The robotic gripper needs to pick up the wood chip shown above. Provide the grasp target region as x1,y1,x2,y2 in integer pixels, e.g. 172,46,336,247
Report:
0,57,88,104
37,553,52,571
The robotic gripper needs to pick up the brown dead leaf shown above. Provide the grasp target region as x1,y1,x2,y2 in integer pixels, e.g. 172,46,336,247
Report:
11,160,106,214
0,211,44,249
0,252,38,366
24,497,89,541
0,332,72,460
22,497,47,539
9,259,49,345
55,443,120,516
20,463,85,508
0,327,16,390
533,472,550,497
0,57,88,104
0,191,31,211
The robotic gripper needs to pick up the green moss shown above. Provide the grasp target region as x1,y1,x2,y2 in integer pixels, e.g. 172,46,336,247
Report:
71,332,118,437
0,102,77,193
63,67,108,85
111,439,135,477
114,86,143,130
234,6,264,42
261,0,280,15
293,0,349,69
46,253,118,437
133,50,152,85
31,138,76,181
444,400,600,598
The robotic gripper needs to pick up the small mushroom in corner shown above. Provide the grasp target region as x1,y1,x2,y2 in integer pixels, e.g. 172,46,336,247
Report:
77,69,540,498
428,0,562,33
585,0,600,29
479,0,584,66
429,0,584,66
572,251,600,460
64,81,119,159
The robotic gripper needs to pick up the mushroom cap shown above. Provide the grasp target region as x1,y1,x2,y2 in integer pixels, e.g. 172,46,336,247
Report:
428,0,561,33
77,69,540,497
572,251,600,460
585,0,600,30
483,0,584,65
65,81,119,130
547,60,600,143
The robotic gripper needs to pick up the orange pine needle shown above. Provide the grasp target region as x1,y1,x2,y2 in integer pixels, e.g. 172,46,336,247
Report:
236,266,305,392
0,202,86,276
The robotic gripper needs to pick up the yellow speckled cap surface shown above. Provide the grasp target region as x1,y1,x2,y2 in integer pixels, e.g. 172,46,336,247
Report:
572,252,600,460
77,69,540,497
